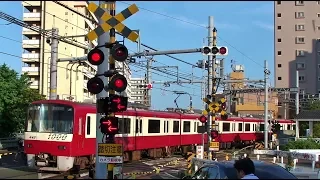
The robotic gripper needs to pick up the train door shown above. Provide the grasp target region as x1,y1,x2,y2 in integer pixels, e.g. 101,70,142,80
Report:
84,113,96,154
78,116,84,153
134,117,142,150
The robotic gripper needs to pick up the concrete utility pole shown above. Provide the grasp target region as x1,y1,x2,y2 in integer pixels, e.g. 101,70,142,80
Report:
264,60,269,149
207,16,214,159
49,28,59,100
146,57,152,106
95,1,110,178
295,70,300,138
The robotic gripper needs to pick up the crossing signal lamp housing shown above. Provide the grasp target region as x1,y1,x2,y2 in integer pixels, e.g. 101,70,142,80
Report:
108,74,128,92
110,44,129,62
138,83,153,90
109,95,128,112
201,46,228,56
210,130,219,139
88,48,105,65
100,116,119,135
199,115,207,124
87,77,104,94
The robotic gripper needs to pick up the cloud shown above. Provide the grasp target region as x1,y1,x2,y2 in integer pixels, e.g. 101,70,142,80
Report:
253,21,274,31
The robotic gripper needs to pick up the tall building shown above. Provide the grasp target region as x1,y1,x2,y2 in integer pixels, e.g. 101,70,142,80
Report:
130,77,151,106
274,1,320,94
21,1,132,102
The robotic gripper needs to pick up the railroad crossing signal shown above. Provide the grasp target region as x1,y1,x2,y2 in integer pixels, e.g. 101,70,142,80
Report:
202,97,228,117
100,116,119,135
109,95,128,112
86,2,139,42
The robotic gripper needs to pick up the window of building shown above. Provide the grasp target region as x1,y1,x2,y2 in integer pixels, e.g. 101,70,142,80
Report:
277,1,281,4
223,123,230,132
183,121,190,132
245,123,250,131
277,13,281,17
295,1,304,6
296,37,305,44
296,63,305,69
277,26,282,30
277,51,282,55
277,38,282,42
148,119,160,133
296,12,305,18
173,121,180,132
297,50,305,57
119,118,131,134
278,64,282,68
296,24,305,31
238,123,243,131
65,12,68,15
299,75,305,81
278,77,282,80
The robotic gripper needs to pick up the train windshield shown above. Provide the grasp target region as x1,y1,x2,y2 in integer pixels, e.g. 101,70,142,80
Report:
26,104,74,133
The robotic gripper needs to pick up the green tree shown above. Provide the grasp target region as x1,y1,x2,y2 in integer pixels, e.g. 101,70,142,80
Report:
0,64,45,137
306,100,320,110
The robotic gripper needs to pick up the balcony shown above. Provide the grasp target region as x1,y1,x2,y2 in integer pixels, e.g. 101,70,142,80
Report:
22,53,39,62
29,81,39,89
22,1,41,7
22,39,40,49
23,12,41,21
22,66,39,76
22,27,40,35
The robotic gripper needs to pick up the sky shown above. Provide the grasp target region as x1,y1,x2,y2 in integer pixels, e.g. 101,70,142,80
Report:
0,1,274,111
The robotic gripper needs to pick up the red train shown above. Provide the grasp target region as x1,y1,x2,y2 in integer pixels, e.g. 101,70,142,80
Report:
24,99,295,172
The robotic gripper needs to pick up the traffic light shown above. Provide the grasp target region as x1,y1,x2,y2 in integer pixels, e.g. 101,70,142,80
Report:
87,77,104,94
201,46,228,56
138,83,153,90
88,48,105,65
210,130,219,139
110,44,129,62
100,116,119,135
108,74,128,92
199,115,207,124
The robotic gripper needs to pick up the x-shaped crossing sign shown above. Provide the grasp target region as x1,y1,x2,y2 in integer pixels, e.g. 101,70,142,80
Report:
202,97,227,116
87,2,139,42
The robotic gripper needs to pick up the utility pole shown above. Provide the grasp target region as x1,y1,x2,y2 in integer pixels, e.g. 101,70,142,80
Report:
207,16,214,159
295,70,300,139
264,60,269,149
146,57,152,107
49,28,59,100
95,1,109,178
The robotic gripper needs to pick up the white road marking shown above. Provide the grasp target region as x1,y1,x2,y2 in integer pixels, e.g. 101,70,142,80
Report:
164,172,179,179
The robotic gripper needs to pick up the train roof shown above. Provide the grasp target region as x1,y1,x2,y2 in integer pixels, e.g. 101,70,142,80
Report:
31,100,294,122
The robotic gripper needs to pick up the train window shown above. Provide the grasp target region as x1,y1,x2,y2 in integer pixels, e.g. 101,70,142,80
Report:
140,120,142,133
173,121,179,133
86,116,90,135
135,119,139,133
194,122,197,132
238,123,243,131
245,123,250,131
167,121,169,133
259,124,264,131
223,123,230,132
119,118,131,134
148,119,160,133
287,125,291,130
183,121,191,132
164,121,166,133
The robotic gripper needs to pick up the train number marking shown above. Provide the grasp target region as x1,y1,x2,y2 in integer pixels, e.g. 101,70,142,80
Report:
98,143,123,156
29,136,36,139
48,134,68,140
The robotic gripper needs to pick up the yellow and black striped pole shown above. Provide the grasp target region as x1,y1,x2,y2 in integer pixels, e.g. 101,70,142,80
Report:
211,27,218,160
107,2,116,179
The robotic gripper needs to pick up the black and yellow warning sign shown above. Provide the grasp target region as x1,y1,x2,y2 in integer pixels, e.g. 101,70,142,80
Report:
98,143,123,156
202,97,227,116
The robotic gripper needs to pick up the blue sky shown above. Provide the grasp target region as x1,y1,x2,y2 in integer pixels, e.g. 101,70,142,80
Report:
0,1,274,110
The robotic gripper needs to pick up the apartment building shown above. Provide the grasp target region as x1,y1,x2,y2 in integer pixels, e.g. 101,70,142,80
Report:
130,77,151,106
275,1,320,94
21,1,132,102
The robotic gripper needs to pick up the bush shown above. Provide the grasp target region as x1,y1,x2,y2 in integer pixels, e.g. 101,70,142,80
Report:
282,138,320,151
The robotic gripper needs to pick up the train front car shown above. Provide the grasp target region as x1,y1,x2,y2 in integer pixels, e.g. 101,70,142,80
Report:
24,101,75,172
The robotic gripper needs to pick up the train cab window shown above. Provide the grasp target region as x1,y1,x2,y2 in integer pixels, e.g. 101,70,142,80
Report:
183,121,191,132
148,119,160,133
119,118,131,134
173,121,179,133
245,123,250,131
287,124,291,130
86,116,91,135
223,123,230,132
238,123,243,131
259,124,264,131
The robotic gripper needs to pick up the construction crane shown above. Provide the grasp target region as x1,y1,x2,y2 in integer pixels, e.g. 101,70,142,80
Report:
0,11,89,50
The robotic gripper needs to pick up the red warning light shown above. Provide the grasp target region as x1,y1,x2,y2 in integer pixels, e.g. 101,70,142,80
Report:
212,47,219,54
147,84,153,90
219,47,227,55
115,79,124,88
199,115,207,123
88,48,104,65
87,77,104,94
109,74,128,92
111,44,129,62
